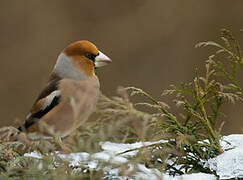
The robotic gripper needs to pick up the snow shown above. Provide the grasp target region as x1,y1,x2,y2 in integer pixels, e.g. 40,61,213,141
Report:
58,152,90,166
24,151,42,159
206,134,243,179
163,173,216,180
100,140,167,157
24,134,243,180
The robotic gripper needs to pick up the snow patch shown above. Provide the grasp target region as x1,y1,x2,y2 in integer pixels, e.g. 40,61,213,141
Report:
24,135,243,179
206,134,243,179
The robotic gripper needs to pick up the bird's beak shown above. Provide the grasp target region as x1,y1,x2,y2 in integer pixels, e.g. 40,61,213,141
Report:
95,51,112,67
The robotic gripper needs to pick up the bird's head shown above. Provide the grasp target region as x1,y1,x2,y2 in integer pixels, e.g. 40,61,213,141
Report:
55,40,112,79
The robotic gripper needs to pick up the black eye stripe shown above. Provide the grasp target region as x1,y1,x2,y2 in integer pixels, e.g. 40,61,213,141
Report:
85,53,97,61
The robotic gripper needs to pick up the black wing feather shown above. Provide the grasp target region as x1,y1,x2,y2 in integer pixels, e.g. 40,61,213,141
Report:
21,95,61,130
18,73,62,131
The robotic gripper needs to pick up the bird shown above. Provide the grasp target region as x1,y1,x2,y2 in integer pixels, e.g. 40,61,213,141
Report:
18,40,112,138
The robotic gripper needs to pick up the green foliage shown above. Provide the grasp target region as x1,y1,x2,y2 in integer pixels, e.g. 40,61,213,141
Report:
0,29,243,179
106,29,243,175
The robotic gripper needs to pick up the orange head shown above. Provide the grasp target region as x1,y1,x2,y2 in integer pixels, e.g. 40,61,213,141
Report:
55,40,112,79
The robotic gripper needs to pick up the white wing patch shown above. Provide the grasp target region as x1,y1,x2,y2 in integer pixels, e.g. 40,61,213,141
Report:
42,90,61,110
26,113,32,120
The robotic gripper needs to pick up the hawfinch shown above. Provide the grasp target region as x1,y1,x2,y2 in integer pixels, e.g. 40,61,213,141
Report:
18,40,112,137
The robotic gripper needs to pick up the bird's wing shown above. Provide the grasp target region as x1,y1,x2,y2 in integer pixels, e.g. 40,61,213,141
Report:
19,73,62,131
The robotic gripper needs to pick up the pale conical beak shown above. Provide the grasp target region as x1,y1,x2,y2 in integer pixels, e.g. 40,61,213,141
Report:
95,51,112,67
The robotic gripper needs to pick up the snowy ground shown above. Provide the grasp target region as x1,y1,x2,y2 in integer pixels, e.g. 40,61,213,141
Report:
24,134,243,180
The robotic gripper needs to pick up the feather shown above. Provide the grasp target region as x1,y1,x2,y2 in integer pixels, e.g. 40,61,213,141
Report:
19,73,62,131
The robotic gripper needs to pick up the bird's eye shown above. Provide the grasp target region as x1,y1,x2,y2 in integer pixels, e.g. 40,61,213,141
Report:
85,53,96,61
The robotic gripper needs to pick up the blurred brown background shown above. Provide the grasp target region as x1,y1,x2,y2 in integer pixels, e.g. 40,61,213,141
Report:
0,0,243,135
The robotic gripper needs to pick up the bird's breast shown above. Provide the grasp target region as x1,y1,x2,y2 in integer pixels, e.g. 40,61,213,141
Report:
39,77,100,137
